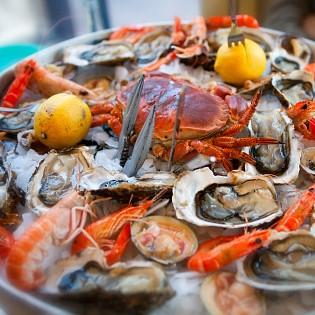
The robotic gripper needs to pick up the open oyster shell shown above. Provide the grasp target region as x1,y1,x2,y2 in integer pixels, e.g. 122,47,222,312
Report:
270,48,305,74
301,147,315,176
27,147,94,215
172,167,282,229
245,110,301,184
237,230,315,291
79,166,175,199
271,70,314,107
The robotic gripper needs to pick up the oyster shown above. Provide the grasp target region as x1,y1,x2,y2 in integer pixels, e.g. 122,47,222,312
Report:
301,147,315,176
79,166,175,200
135,28,171,66
172,168,282,228
0,153,21,227
271,70,314,107
200,272,266,315
27,147,94,215
277,35,312,65
246,110,301,184
270,48,305,74
45,261,174,314
63,41,135,67
237,230,315,291
131,216,198,264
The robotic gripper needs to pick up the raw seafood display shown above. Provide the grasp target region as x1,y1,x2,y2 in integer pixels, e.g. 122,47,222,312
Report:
1,14,315,315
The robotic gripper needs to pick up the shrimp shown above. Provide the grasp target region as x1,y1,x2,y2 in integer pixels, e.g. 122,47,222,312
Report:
187,230,272,273
109,26,154,44
275,183,315,232
71,199,154,255
1,59,36,108
6,191,88,291
15,59,94,99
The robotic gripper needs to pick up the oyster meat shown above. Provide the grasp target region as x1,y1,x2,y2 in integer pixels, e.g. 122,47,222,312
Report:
63,41,135,67
246,109,301,184
271,70,314,107
27,147,94,215
45,261,174,314
173,168,282,228
237,230,315,291
270,48,305,74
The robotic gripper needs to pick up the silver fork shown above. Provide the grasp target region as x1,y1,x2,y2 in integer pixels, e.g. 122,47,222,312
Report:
227,0,245,47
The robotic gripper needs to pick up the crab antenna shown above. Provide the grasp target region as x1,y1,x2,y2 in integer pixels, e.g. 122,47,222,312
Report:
117,74,145,166
123,104,156,177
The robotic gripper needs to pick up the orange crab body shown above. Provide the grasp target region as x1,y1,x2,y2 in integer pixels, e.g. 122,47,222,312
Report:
91,72,277,170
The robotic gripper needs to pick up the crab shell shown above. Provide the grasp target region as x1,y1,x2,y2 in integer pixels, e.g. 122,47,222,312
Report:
172,167,282,229
117,72,229,142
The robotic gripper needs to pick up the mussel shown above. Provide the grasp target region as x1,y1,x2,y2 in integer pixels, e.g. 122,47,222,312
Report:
131,216,198,265
237,230,315,291
173,168,282,228
200,272,266,315
246,110,301,184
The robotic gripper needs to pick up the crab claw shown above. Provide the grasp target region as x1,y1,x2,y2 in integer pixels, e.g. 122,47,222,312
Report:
287,100,315,139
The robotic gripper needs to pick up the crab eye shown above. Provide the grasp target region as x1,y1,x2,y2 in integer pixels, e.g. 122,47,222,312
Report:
302,103,308,110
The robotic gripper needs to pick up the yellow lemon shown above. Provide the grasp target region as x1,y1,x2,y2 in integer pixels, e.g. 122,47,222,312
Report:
214,38,267,86
34,93,92,149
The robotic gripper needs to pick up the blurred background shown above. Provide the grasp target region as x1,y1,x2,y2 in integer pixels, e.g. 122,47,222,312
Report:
1,0,315,69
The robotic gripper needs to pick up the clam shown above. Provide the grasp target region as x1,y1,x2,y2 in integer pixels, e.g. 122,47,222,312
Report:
271,70,314,107
63,40,135,67
301,147,315,176
131,216,198,265
245,110,301,184
277,35,312,65
270,48,305,74
45,261,174,313
79,166,175,200
27,147,94,215
135,28,171,66
237,230,315,291
200,271,266,315
172,167,282,229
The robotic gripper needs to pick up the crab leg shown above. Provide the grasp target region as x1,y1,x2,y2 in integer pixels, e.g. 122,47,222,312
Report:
221,88,262,137
212,136,279,148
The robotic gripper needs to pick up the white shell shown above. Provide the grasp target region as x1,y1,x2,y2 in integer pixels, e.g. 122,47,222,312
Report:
27,147,94,215
245,110,301,184
236,230,315,291
172,167,282,229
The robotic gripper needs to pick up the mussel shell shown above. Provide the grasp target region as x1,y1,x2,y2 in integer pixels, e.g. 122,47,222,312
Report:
131,216,198,265
237,231,315,291
46,261,174,314
271,70,314,107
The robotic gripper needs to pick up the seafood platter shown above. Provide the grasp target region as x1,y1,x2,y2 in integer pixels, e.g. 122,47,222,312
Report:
2,15,315,315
